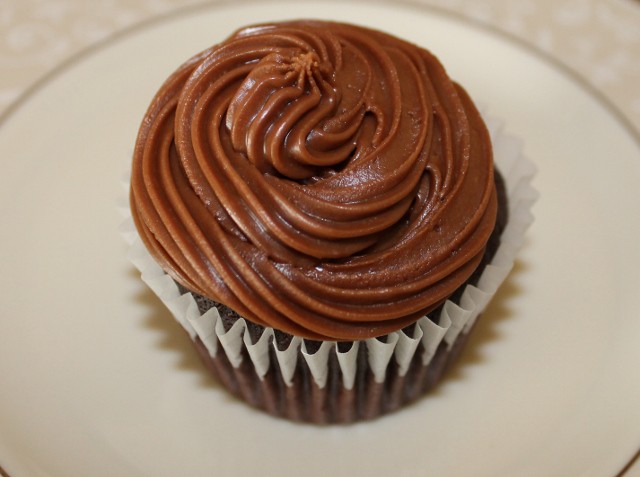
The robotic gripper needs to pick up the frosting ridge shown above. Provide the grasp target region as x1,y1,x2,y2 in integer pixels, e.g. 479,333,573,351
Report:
130,20,497,340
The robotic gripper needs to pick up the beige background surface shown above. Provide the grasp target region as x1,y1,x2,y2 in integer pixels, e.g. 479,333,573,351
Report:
0,0,638,475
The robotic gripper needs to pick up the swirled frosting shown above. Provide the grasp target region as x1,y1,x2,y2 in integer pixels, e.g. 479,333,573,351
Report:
130,20,497,341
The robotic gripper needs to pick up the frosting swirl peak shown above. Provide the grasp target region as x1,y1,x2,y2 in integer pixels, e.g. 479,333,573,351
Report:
131,20,497,340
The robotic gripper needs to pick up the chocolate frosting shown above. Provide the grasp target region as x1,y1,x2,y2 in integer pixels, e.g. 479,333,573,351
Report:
130,20,497,341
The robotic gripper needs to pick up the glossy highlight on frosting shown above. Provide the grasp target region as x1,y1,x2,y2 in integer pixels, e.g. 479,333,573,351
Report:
130,20,497,341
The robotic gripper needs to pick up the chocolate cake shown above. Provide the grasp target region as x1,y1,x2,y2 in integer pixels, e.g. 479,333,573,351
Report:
128,20,531,423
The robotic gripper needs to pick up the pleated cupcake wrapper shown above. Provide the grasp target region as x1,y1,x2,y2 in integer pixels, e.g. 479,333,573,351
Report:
119,116,538,391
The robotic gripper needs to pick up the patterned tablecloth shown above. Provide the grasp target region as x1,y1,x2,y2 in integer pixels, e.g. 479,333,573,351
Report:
2,0,639,132
0,0,639,476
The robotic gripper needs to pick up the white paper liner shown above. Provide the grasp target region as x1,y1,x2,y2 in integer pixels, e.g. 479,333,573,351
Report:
120,117,538,390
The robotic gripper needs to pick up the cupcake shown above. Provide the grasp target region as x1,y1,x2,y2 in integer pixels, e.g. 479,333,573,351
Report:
126,20,536,423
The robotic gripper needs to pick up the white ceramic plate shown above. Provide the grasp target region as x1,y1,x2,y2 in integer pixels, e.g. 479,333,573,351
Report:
1,1,639,476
